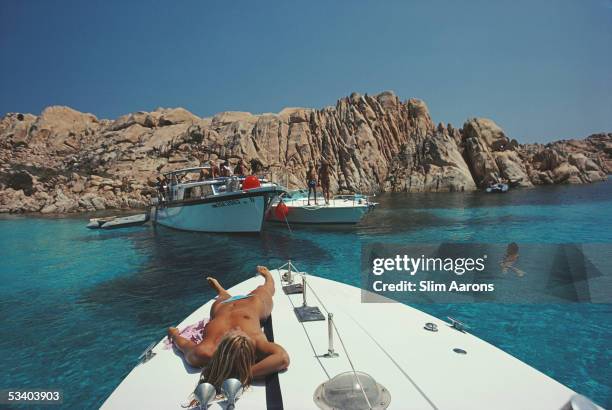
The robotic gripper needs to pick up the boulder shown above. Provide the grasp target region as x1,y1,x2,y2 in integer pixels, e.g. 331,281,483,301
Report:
53,190,78,212
41,204,57,214
0,188,43,213
91,196,106,210
157,108,199,126
30,106,100,154
71,179,85,193
462,118,532,187
108,111,160,131
494,151,531,187
552,163,582,184
212,111,257,126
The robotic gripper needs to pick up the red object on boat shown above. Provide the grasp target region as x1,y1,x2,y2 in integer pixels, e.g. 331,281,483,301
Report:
275,201,289,219
242,175,261,190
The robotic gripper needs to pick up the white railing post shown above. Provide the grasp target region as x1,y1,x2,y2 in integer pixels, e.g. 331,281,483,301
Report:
302,274,307,307
325,313,339,358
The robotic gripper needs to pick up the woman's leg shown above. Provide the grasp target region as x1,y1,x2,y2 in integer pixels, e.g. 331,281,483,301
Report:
207,277,231,317
249,266,275,320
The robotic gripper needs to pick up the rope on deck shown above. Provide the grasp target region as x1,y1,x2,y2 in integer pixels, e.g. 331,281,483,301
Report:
302,277,373,410
275,268,331,381
282,260,439,410
279,261,372,409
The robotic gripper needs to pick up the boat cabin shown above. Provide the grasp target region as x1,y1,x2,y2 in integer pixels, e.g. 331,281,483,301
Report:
158,166,269,203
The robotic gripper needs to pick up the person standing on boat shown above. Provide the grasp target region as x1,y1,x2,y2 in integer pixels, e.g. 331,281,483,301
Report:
234,159,248,176
306,162,317,205
198,168,210,181
318,158,331,205
220,160,232,177
156,176,167,201
210,161,220,178
167,266,290,390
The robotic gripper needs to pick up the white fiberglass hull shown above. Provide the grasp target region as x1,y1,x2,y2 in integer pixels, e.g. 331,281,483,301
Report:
102,270,595,410
154,194,267,233
268,199,371,224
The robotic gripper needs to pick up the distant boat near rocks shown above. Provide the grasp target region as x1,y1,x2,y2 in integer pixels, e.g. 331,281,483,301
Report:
485,183,509,193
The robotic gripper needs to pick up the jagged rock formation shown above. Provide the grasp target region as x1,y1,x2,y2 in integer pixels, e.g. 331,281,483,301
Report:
521,133,612,185
0,91,609,213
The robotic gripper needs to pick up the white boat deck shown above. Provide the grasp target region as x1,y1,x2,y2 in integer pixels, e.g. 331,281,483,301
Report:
268,196,374,224
102,270,590,410
282,197,370,209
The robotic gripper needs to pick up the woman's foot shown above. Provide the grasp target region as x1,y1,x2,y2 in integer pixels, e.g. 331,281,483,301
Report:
257,265,271,277
207,277,230,298
167,327,180,342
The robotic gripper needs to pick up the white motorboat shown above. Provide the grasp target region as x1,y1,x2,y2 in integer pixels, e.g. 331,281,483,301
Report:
267,190,377,224
101,262,600,410
150,167,286,233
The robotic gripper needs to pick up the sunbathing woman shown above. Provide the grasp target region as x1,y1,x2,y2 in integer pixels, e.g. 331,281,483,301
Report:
167,266,289,390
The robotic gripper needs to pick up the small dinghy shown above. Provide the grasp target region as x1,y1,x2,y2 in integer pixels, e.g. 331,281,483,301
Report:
86,213,149,230
485,183,509,193
102,262,599,410
267,191,377,225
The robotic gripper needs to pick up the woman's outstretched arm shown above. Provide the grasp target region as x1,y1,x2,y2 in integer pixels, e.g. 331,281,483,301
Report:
252,339,290,378
167,328,212,368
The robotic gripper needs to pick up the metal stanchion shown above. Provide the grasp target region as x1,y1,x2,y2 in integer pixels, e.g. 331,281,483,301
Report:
324,313,339,358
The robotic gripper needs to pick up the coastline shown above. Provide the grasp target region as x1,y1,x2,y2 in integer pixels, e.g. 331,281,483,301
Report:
1,174,608,218
1,94,610,215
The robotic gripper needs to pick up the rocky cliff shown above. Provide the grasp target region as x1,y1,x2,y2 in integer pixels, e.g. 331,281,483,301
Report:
0,91,609,213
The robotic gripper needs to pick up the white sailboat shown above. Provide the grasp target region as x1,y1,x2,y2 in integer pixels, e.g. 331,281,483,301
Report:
150,167,286,233
102,262,600,410
267,190,377,224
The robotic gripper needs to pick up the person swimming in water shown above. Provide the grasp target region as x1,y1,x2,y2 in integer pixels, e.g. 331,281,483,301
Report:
167,266,289,390
500,242,526,277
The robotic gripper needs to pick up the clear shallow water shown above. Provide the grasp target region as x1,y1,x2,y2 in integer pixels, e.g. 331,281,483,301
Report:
0,180,611,408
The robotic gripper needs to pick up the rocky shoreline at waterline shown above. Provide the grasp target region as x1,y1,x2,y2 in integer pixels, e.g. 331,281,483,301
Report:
1,91,610,214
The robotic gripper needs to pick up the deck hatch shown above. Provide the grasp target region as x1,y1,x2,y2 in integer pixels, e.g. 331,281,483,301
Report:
313,371,391,410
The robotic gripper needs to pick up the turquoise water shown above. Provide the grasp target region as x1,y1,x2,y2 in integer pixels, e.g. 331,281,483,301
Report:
1,180,611,408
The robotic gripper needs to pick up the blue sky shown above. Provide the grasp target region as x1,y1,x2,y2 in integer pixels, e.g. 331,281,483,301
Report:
1,0,610,142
